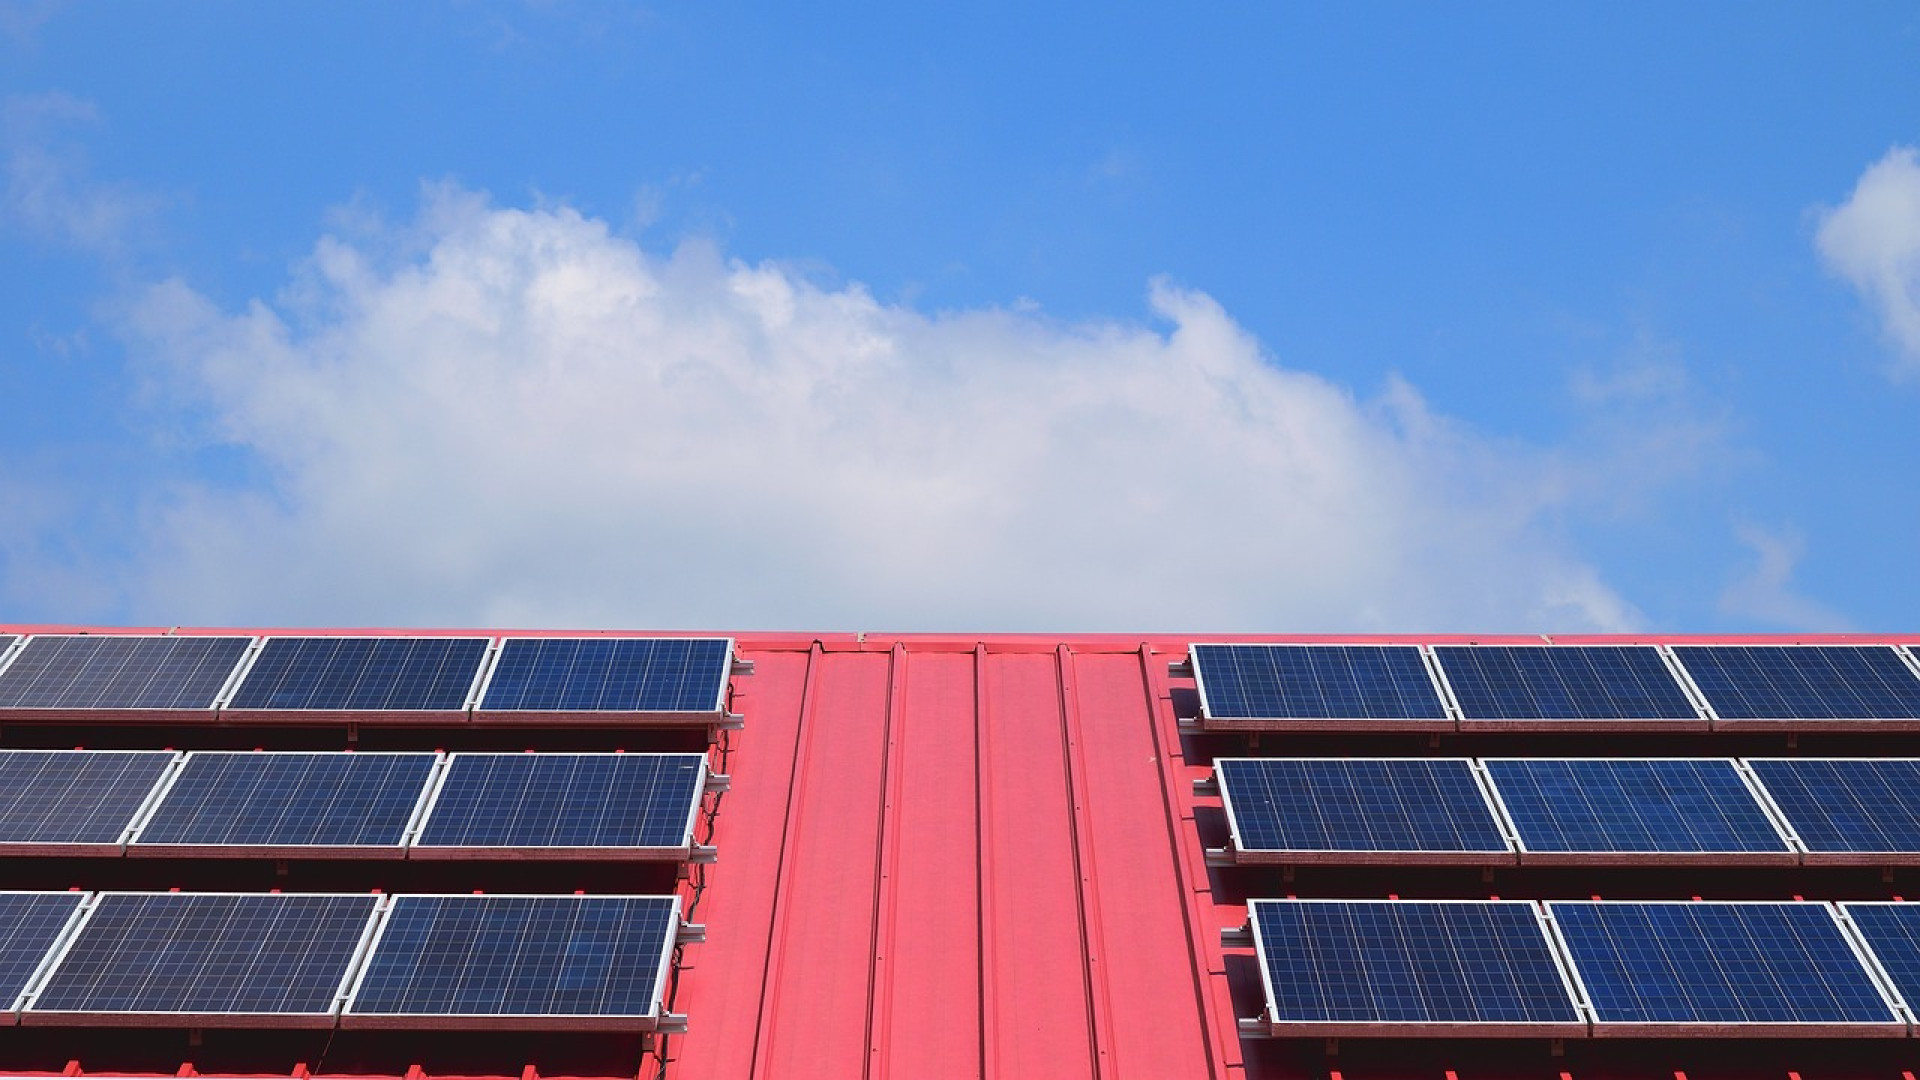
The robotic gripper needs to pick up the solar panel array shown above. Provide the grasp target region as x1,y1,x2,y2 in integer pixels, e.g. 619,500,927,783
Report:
228,637,489,712
416,753,705,853
0,893,86,1019
1483,758,1790,859
1840,904,1920,1020
1547,902,1899,1031
1192,644,1447,724
1217,758,1507,858
1432,645,1699,723
1249,900,1581,1031
134,752,438,853
479,637,731,713
0,636,250,711
1746,759,1920,858
0,750,175,850
1672,644,1920,722
344,895,678,1025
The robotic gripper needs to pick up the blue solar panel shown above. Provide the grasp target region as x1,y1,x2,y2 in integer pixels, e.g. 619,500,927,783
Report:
0,751,176,847
31,893,379,1019
1672,645,1920,721
480,638,731,713
1484,759,1790,856
1217,759,1507,855
0,634,17,660
1250,900,1579,1026
1433,645,1698,722
227,637,488,711
1839,904,1920,1018
347,895,676,1021
1191,644,1447,721
1549,901,1897,1026
133,752,438,850
0,893,86,1016
417,753,704,851
1746,759,1920,855
0,635,250,710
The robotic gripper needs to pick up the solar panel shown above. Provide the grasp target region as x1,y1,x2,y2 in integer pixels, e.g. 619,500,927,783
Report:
0,634,18,663
1190,644,1449,728
1838,903,1920,1022
131,752,439,857
1432,645,1700,728
1215,758,1509,863
414,753,705,858
1547,901,1901,1035
0,750,177,854
343,895,679,1029
1246,900,1582,1036
26,893,380,1026
0,892,88,1022
1482,759,1792,863
0,635,251,712
1671,644,1920,724
226,636,489,713
1746,759,1920,861
478,638,732,715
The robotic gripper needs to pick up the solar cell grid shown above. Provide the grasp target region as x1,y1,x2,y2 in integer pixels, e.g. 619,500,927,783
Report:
0,750,176,849
0,635,250,711
1745,759,1920,858
1547,901,1899,1031
132,752,438,853
1672,644,1920,722
1217,758,1508,859
480,637,731,713
28,893,379,1023
1483,759,1791,860
345,895,677,1027
415,753,703,854
1249,900,1580,1032
227,637,488,712
1838,904,1920,1020
0,892,87,1018
1191,644,1447,724
1433,645,1699,723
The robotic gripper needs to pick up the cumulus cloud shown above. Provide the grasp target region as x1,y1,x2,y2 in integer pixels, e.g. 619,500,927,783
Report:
111,187,1645,632
1817,146,1920,374
1718,524,1853,632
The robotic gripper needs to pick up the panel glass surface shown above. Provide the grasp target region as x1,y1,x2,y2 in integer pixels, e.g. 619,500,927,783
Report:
1192,644,1446,721
1549,902,1895,1025
0,751,175,846
32,893,378,1016
0,893,86,1011
1485,759,1789,854
1251,900,1578,1025
1746,759,1920,854
227,637,487,711
417,753,702,850
0,635,250,710
481,638,729,713
349,896,674,1018
1219,759,1505,854
1433,645,1697,721
0,634,16,659
1671,645,1920,720
1839,904,1920,1016
134,752,438,849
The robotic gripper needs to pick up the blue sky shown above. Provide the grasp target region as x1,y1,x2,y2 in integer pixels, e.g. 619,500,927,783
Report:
1,2,1917,632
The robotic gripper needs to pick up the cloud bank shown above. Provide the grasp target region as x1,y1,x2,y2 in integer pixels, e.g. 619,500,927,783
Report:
1817,146,1920,374
111,187,1644,632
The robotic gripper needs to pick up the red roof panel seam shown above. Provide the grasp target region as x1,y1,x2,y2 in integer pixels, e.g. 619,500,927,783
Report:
971,643,996,1080
863,643,908,1079
1058,645,1117,1077
746,642,826,1079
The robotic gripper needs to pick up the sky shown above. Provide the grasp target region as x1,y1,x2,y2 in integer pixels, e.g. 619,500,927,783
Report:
1,3,1917,634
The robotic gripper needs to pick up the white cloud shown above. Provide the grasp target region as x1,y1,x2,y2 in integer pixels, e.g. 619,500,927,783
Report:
2,92,162,256
1816,146,1920,375
112,187,1649,632
1718,523,1853,632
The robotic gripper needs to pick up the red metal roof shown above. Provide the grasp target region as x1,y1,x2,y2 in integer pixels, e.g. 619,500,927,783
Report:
4,628,1920,1080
